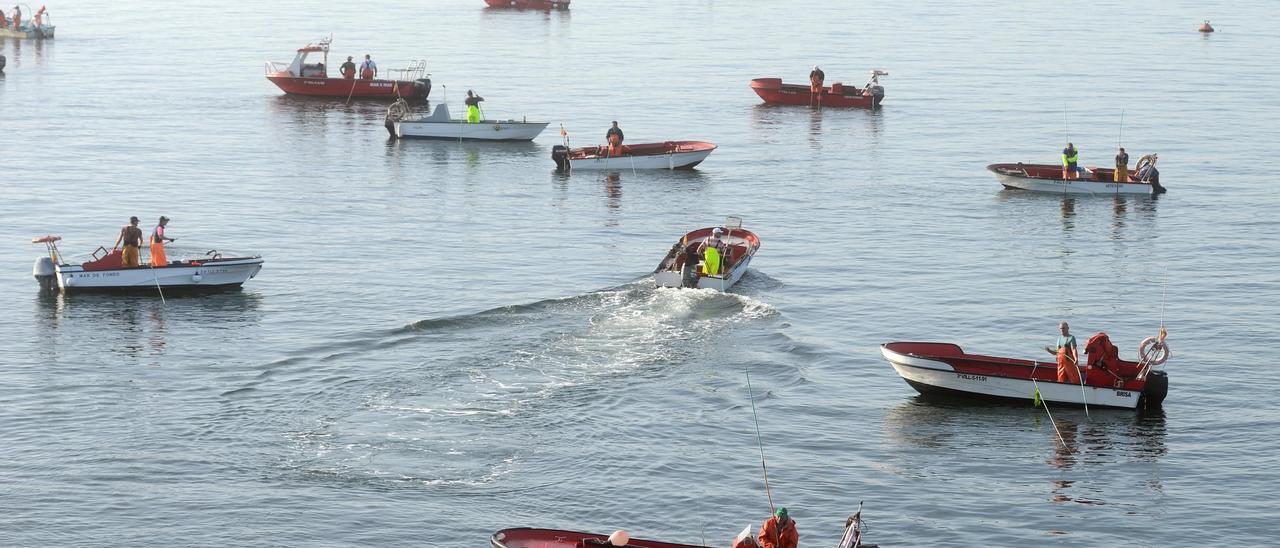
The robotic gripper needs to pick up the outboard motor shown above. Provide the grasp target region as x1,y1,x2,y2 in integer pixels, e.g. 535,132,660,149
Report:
551,145,571,171
1141,370,1169,408
865,69,888,108
33,256,57,294
415,77,432,101
680,246,700,288
1149,167,1166,194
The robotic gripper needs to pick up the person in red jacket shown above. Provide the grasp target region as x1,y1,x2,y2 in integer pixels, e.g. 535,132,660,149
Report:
757,507,798,548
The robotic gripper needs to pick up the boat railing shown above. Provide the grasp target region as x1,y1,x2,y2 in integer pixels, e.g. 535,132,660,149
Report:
264,61,291,75
387,59,429,81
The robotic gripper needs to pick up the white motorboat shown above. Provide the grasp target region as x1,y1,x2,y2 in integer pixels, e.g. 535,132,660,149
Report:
552,140,716,171
879,336,1170,410
988,156,1166,195
390,101,548,141
654,217,760,291
32,236,263,293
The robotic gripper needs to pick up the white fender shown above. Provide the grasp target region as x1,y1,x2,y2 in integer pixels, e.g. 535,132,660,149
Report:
192,272,202,283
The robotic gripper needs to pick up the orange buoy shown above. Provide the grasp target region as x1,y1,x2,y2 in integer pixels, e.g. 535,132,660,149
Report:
1199,20,1214,33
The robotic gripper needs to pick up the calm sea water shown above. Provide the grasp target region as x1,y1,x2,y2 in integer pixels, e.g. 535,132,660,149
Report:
3,1,1279,546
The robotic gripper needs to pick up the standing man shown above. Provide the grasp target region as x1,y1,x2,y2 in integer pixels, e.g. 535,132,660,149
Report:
359,54,377,80
150,216,176,267
1114,146,1129,182
809,66,825,107
339,56,357,79
1045,321,1080,383
605,121,624,156
757,507,798,548
1061,142,1080,180
698,228,725,276
464,90,485,124
113,216,144,268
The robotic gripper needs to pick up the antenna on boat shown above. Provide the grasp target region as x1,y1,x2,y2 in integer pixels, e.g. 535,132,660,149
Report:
744,367,776,513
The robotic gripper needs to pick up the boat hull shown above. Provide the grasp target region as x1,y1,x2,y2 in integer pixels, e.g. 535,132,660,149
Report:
988,163,1161,195
750,77,882,108
396,120,548,141
266,75,429,99
54,258,264,293
484,0,570,8
491,528,705,548
0,25,55,39
557,141,717,170
880,342,1163,409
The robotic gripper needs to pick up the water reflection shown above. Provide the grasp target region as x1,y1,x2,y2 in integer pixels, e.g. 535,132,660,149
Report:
604,172,622,211
269,94,398,132
1060,196,1076,231
34,291,264,360
808,109,823,150
884,397,1169,502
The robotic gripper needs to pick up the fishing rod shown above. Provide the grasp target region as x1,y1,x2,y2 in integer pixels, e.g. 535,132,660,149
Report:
744,367,775,513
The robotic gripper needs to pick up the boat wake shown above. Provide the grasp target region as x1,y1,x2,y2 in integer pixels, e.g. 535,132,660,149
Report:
259,281,777,489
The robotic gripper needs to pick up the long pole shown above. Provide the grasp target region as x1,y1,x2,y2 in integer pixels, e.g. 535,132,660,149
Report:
147,261,166,305
744,367,775,513
345,74,359,105
1118,109,1125,147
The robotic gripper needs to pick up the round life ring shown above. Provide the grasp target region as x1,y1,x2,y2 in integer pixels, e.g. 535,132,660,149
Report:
1139,336,1170,366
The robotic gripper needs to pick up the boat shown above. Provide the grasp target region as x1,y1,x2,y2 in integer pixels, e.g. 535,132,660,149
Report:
0,5,54,39
750,70,887,108
654,217,760,291
880,333,1171,410
32,235,263,293
988,154,1166,195
551,141,716,171
490,528,704,548
265,38,430,100
492,507,877,548
387,100,548,141
484,0,570,9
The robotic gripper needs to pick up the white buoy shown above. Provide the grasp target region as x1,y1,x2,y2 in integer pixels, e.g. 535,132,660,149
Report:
608,530,630,546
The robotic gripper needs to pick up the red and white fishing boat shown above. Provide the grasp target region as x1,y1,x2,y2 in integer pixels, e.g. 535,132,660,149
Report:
490,528,703,548
880,333,1170,410
484,0,570,8
552,141,716,171
750,70,887,108
654,217,760,291
492,508,876,548
265,38,430,100
32,236,263,294
989,154,1166,195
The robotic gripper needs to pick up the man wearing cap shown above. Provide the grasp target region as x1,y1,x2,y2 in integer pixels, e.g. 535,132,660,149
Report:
809,66,825,107
113,216,144,268
699,228,726,276
757,507,798,548
150,216,176,267
606,121,624,157
340,56,357,79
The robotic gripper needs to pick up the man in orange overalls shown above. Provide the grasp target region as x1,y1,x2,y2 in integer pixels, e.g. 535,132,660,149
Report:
809,66,825,107
1045,321,1080,383
757,507,798,548
150,216,175,267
